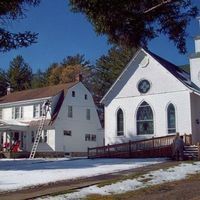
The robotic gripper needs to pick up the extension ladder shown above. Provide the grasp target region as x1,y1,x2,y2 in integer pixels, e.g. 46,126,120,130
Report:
29,105,49,159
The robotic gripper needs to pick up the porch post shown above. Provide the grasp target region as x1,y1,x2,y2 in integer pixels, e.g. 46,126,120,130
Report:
9,131,12,150
3,132,7,152
0,132,2,144
0,132,2,151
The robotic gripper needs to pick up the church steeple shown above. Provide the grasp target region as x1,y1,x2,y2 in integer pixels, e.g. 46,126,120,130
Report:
190,17,200,88
194,16,200,53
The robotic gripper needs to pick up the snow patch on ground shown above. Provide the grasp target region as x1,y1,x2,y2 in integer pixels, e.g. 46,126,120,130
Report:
0,157,165,192
45,162,200,200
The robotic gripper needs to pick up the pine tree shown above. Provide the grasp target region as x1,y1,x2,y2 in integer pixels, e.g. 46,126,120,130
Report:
0,69,8,96
7,55,32,91
92,46,137,99
0,0,40,52
69,0,198,53
31,69,46,88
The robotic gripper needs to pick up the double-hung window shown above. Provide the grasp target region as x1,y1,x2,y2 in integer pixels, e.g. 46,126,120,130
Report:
86,109,90,120
85,134,90,141
31,131,35,143
85,134,96,141
12,106,23,119
33,104,42,118
0,108,2,119
63,130,72,136
68,106,73,118
43,130,48,143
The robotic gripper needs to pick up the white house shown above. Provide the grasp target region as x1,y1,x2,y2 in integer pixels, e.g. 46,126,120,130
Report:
0,80,103,157
101,29,200,145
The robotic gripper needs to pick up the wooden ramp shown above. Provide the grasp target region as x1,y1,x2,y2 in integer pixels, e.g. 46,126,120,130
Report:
88,134,192,159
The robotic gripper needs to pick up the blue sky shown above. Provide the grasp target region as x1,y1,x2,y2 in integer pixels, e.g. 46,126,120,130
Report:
0,0,200,72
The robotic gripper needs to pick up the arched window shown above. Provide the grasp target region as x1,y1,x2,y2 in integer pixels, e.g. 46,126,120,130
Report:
117,108,124,136
167,103,176,133
137,101,154,135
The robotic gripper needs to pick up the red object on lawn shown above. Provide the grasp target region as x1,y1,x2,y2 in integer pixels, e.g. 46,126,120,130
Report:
11,141,20,152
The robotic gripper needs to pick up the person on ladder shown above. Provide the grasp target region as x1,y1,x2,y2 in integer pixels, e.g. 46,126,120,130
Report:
29,99,50,159
42,100,50,116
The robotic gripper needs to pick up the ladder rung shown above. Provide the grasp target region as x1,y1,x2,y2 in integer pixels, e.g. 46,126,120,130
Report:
29,107,49,159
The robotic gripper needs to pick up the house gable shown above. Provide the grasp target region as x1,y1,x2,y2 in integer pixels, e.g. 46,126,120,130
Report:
54,82,101,127
101,49,192,106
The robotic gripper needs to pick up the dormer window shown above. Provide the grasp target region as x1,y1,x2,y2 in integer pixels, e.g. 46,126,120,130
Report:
72,91,75,97
85,94,87,100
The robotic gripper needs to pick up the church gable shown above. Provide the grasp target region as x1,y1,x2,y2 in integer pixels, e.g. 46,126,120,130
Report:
101,48,191,105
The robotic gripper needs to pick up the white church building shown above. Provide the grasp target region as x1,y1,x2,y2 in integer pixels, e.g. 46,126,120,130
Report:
101,30,200,145
0,80,103,157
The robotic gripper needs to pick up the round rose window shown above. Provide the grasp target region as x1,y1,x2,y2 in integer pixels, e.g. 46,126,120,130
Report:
138,80,151,93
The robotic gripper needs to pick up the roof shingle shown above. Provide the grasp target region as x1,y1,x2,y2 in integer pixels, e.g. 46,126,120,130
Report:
0,81,78,104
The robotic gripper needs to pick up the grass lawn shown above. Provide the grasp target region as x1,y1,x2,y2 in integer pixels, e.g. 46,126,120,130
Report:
85,172,200,200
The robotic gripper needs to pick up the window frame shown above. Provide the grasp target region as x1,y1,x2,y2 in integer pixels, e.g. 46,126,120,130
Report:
68,105,73,118
12,106,23,119
116,108,124,136
72,91,75,97
85,134,91,141
33,104,42,118
167,103,176,134
91,134,96,141
85,134,96,142
0,108,2,119
31,131,35,143
86,108,91,120
63,130,72,136
43,130,48,143
136,101,154,135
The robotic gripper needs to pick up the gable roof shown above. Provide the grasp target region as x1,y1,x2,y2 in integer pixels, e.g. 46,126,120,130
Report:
0,81,78,104
101,48,200,104
145,49,200,93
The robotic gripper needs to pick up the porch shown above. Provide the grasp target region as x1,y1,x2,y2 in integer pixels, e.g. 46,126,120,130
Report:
0,120,29,154
0,120,62,158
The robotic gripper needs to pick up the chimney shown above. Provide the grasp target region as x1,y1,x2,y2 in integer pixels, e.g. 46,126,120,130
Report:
75,73,83,82
7,84,13,95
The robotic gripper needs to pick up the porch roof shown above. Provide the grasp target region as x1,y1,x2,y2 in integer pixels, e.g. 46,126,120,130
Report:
0,120,29,131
